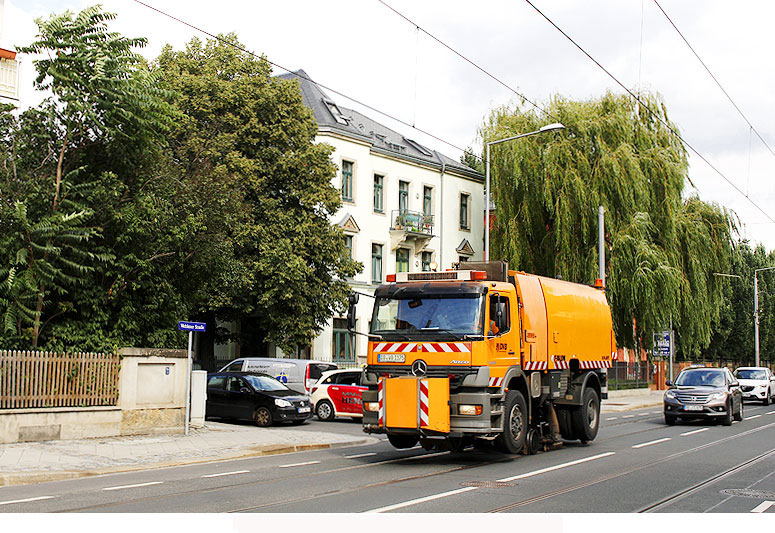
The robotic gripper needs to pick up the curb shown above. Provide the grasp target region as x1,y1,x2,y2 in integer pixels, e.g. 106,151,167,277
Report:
0,437,376,488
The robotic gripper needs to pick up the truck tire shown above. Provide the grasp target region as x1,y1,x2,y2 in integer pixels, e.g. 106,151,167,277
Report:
387,434,419,449
494,390,528,454
571,388,600,444
556,407,577,440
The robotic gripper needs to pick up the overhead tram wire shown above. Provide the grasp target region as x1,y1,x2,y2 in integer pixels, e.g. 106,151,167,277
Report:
523,0,775,225
376,0,562,125
652,0,775,163
130,0,478,161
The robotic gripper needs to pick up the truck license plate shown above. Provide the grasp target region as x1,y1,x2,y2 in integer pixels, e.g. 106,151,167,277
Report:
378,353,405,363
683,405,703,411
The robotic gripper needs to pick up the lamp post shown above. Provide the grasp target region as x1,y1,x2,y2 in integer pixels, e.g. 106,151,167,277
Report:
484,122,565,261
754,266,775,367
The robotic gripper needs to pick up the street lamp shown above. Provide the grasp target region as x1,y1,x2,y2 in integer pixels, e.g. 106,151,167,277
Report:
754,266,775,367
484,122,565,261
714,269,775,367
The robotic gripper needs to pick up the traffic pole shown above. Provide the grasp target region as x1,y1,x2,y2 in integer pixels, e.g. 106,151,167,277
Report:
185,330,192,436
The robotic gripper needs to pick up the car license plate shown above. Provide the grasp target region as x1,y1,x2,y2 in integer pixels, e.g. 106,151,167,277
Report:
683,405,703,411
298,406,310,413
378,353,405,363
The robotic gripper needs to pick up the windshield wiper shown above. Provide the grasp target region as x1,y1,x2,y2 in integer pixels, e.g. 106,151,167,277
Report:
419,327,467,341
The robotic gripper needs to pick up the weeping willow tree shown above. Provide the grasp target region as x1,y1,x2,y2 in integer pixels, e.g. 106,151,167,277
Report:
482,91,734,356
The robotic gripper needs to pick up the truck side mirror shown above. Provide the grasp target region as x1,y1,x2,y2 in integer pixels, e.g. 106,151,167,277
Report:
495,302,507,332
347,292,359,331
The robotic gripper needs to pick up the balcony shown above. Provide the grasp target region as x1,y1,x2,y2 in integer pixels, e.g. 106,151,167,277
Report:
390,209,434,251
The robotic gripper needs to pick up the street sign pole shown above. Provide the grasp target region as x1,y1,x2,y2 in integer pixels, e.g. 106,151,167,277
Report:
185,330,192,435
178,321,206,436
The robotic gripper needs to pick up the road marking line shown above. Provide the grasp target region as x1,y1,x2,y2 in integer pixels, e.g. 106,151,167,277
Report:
365,452,615,513
0,496,55,506
605,417,618,421
497,452,616,482
632,437,671,449
623,415,635,419
367,487,478,513
102,481,163,491
744,415,762,420
750,500,774,513
279,461,320,468
651,411,662,414
639,413,650,416
766,411,775,416
681,428,710,436
201,470,249,478
344,452,377,459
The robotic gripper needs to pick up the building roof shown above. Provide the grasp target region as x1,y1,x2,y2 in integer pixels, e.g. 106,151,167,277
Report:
277,69,482,181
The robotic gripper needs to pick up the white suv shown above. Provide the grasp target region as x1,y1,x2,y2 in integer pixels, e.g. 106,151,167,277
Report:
733,367,775,405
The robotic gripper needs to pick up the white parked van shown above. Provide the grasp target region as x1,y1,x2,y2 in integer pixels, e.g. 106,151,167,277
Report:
217,358,338,394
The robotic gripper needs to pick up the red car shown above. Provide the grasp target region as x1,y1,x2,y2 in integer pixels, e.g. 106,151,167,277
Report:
310,369,367,421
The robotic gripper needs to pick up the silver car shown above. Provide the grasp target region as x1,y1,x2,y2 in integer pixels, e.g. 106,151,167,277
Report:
664,367,743,426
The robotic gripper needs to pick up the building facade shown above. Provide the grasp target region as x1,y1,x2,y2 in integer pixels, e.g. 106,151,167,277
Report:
277,70,485,366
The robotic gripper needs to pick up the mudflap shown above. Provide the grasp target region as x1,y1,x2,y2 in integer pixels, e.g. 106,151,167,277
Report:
379,376,450,433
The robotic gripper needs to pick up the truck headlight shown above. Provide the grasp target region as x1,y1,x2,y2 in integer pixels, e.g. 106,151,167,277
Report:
274,399,292,408
364,402,379,412
458,404,483,416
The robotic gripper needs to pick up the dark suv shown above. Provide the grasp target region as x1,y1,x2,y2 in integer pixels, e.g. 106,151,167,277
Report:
663,367,743,426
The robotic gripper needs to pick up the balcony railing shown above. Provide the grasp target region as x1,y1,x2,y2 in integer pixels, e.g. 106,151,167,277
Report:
392,209,434,235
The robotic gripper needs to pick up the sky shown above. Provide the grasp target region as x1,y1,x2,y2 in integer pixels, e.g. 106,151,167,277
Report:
4,0,775,252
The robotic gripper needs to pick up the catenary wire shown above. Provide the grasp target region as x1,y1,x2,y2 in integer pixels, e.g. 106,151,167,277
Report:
523,0,775,225
652,0,775,163
130,0,479,161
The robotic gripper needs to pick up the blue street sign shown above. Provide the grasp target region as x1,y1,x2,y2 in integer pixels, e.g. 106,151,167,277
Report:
178,321,206,332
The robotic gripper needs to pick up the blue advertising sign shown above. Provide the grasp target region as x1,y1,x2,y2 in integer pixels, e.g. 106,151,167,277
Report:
178,321,206,332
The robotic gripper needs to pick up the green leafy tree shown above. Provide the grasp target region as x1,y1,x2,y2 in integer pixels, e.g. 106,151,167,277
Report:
154,36,361,356
482,92,733,357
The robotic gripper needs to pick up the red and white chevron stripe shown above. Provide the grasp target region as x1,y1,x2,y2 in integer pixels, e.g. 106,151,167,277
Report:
523,361,548,371
419,380,430,427
488,376,504,387
373,342,471,354
378,379,385,426
551,357,614,369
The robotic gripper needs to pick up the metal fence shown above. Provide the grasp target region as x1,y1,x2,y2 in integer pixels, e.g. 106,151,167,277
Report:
607,361,653,390
0,350,121,409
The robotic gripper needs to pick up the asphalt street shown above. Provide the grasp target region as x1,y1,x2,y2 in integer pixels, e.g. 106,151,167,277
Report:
1,402,774,513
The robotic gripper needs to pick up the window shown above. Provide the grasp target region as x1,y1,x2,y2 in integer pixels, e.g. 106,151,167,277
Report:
460,193,470,229
207,375,227,389
344,235,353,259
458,256,468,263
489,294,511,335
423,186,433,217
421,251,433,271
342,160,353,202
372,244,383,284
223,361,243,372
332,318,355,363
399,180,409,212
373,174,384,212
396,248,409,273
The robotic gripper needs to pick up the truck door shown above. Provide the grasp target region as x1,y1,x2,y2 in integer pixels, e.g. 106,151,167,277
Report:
487,291,519,367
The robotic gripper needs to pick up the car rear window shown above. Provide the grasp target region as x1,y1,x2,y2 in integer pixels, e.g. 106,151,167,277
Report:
309,363,338,381
735,369,766,380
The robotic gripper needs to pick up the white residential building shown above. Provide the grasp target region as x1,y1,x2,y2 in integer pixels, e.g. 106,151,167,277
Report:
277,70,485,366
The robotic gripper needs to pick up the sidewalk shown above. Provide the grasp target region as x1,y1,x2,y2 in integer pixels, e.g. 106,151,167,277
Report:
0,389,664,487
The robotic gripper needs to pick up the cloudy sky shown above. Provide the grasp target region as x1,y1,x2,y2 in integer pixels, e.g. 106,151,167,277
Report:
5,0,775,251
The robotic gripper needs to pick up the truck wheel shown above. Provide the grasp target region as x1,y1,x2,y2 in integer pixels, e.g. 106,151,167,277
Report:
387,434,419,449
571,388,600,444
525,428,541,455
315,400,335,421
495,390,527,454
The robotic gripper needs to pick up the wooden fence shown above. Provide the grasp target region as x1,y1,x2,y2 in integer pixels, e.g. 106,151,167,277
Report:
0,350,121,409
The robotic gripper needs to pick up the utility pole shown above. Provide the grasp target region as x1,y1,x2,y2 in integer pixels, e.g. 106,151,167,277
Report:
753,266,775,367
598,206,605,286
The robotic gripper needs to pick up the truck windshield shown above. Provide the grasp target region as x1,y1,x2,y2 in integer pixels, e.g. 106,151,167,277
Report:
370,294,484,337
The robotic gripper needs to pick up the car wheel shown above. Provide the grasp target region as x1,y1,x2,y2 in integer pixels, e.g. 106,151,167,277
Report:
253,406,273,427
764,393,771,406
315,400,336,421
494,390,528,454
665,414,677,425
722,401,733,426
387,434,419,449
571,387,600,444
734,399,744,422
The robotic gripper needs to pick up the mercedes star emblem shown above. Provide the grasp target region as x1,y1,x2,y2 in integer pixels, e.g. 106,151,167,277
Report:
411,359,428,376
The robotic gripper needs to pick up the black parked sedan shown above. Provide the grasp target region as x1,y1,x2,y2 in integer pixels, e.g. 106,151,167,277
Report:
206,372,313,427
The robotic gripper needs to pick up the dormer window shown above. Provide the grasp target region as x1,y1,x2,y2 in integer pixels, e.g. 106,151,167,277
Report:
323,98,348,125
